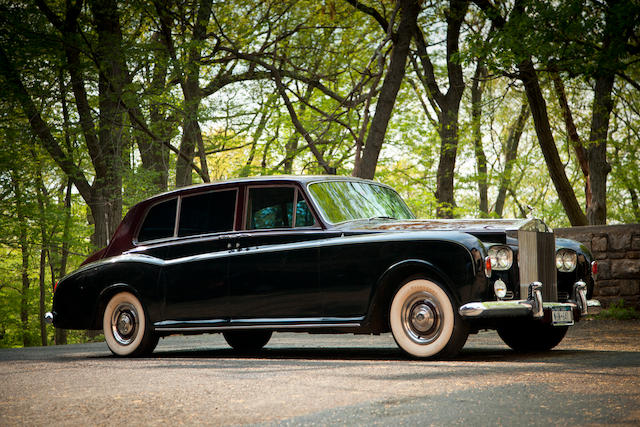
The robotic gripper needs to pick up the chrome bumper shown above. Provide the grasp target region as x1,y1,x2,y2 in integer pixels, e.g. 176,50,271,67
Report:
459,281,601,320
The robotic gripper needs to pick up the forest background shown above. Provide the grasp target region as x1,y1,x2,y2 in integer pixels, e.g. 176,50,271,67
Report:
0,0,638,348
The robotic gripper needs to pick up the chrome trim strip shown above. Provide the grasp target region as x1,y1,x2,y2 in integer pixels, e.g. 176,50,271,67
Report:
154,317,364,332
154,323,361,332
155,319,228,328
230,316,364,324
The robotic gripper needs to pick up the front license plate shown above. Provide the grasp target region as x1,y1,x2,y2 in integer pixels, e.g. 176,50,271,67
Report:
552,306,574,326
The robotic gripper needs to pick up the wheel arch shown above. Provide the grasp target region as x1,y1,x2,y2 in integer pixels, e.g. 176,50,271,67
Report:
93,283,143,329
365,259,459,334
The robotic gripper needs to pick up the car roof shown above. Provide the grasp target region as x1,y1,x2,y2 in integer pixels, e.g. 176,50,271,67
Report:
141,175,385,203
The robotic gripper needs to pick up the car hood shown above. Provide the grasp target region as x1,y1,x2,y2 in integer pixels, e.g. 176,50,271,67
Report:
335,218,550,234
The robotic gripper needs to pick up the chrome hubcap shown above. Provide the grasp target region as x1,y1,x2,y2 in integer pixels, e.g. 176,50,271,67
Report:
111,303,138,346
410,303,435,333
401,292,443,344
117,313,134,336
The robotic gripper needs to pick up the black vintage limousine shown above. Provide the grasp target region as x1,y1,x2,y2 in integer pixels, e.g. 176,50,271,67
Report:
46,176,600,358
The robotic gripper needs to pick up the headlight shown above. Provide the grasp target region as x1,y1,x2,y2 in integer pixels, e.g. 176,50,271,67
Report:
487,245,513,270
556,249,577,272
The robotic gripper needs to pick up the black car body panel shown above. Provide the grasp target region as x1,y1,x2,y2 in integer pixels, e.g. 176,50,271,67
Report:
49,176,599,357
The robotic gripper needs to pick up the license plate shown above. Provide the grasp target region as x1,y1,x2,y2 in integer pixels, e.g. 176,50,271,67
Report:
552,306,574,326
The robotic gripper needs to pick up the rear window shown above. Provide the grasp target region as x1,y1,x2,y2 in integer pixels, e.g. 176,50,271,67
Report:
137,198,177,242
178,190,236,237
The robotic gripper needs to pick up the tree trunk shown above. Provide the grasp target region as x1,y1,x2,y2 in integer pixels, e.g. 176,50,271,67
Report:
11,174,31,347
518,59,587,226
176,109,201,187
91,0,126,243
629,186,640,222
38,247,48,346
551,71,591,211
175,0,212,187
55,181,72,345
35,173,49,347
138,35,172,192
471,62,488,215
435,110,459,218
587,74,614,225
413,0,469,218
495,99,529,217
357,0,419,180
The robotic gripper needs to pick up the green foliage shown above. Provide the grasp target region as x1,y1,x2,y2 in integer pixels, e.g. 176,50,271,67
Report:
597,300,640,321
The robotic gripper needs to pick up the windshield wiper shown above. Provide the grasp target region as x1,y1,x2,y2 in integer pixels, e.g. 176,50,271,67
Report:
368,216,397,221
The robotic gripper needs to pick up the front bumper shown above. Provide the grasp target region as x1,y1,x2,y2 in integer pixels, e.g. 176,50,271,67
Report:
459,281,601,321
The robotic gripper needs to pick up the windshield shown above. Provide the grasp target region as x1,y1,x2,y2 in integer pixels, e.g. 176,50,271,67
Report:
307,180,415,224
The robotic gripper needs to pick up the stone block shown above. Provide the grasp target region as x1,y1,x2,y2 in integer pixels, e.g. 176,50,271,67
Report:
596,260,610,280
595,252,608,260
628,251,640,259
619,280,640,296
595,282,620,297
632,235,640,251
608,252,625,259
609,232,632,251
592,236,608,252
611,259,640,279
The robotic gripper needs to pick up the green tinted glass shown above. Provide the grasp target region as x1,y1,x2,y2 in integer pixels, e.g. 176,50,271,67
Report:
307,181,414,224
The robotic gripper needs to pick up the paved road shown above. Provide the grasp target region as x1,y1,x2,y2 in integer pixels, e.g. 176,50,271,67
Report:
1,319,639,426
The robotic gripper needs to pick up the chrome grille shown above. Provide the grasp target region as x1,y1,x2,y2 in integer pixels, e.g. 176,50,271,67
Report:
518,229,557,302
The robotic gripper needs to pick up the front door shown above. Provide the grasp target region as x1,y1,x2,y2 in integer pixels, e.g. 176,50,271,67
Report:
226,185,322,319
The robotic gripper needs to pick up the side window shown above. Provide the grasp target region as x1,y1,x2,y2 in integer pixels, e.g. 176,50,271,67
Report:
178,190,236,237
247,187,294,229
295,198,315,227
246,187,316,229
138,198,177,242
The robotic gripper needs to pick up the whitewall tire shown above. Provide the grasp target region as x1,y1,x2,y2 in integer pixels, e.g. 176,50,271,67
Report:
389,278,468,359
103,291,158,357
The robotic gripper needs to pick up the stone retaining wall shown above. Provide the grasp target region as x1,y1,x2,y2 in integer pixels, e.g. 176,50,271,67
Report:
554,224,640,310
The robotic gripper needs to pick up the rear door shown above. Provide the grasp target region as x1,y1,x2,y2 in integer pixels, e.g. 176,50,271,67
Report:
161,188,238,321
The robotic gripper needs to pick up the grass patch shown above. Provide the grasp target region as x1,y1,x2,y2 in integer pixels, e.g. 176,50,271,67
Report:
597,300,640,320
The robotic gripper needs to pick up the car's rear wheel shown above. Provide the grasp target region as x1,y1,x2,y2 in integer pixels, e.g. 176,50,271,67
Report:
223,330,272,353
497,321,568,352
389,278,468,359
103,291,158,357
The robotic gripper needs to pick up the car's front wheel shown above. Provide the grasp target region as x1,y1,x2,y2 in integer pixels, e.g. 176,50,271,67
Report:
389,278,468,359
223,330,272,353
497,321,568,352
103,291,158,357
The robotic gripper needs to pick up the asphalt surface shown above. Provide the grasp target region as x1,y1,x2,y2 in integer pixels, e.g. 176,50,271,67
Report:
1,319,639,426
